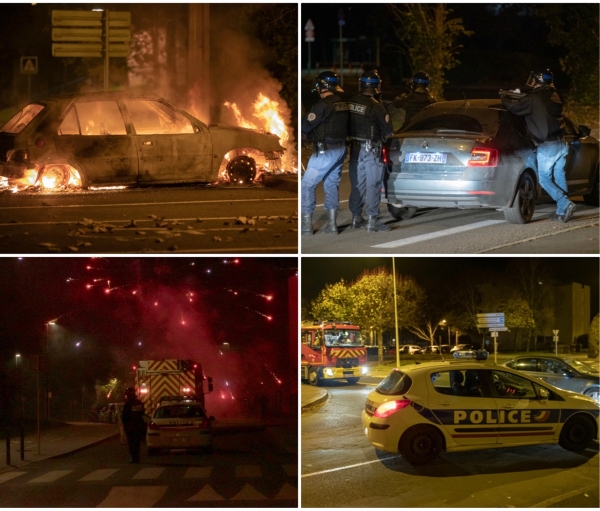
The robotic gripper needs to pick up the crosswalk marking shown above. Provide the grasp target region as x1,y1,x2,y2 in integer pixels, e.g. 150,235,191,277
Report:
96,486,168,507
186,484,225,501
231,483,268,500
28,470,73,483
132,467,165,479
274,482,298,499
79,469,119,481
0,472,27,484
235,465,262,477
183,466,212,478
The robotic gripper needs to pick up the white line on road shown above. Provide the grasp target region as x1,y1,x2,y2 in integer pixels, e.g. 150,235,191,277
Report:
28,470,73,483
301,456,397,478
371,219,505,248
132,467,165,479
79,469,119,481
97,486,168,507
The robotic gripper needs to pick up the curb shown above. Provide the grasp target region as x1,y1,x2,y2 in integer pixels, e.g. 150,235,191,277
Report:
301,390,329,412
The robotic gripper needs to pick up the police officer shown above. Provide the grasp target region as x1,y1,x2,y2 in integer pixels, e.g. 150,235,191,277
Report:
348,70,394,232
301,71,349,235
121,387,145,463
501,69,575,222
392,71,437,128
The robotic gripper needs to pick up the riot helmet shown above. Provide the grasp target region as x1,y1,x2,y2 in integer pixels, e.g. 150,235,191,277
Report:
312,71,343,93
525,69,553,88
411,71,430,92
359,70,381,94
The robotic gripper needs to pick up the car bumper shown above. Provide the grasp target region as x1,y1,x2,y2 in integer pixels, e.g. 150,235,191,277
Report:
146,430,212,449
361,410,403,453
322,367,364,380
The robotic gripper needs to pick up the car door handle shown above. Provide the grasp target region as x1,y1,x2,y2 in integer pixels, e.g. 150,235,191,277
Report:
437,402,452,406
142,141,152,146
499,403,515,409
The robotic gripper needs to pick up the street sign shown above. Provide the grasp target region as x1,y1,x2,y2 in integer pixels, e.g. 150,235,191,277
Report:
305,18,315,42
488,327,508,332
52,10,131,28
476,313,504,318
52,43,130,58
20,56,38,74
552,329,559,335
477,312,505,327
52,27,131,44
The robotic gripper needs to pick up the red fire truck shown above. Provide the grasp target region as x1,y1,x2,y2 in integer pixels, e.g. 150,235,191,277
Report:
135,359,213,412
300,321,368,386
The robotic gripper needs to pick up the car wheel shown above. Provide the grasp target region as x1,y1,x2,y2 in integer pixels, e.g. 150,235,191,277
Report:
583,166,599,207
583,386,600,403
399,425,443,465
387,204,417,220
225,155,257,184
39,164,71,188
558,414,595,452
504,173,536,224
346,377,359,385
308,368,321,386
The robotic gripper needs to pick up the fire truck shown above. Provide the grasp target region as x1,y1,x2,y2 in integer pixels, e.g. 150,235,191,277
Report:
300,321,368,386
134,359,213,412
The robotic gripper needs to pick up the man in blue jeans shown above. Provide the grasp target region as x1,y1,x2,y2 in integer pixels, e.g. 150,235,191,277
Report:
301,71,349,235
501,69,575,222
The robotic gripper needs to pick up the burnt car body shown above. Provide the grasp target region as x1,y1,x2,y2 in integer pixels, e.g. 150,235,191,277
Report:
0,91,284,188
383,99,599,224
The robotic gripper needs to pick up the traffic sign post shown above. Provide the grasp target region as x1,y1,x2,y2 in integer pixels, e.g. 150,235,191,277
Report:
20,56,38,102
491,331,499,364
304,19,315,73
553,330,559,355
51,10,131,91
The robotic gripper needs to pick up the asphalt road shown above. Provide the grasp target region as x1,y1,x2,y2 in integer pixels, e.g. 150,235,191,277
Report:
301,169,599,254
0,182,298,254
0,428,297,507
301,383,599,508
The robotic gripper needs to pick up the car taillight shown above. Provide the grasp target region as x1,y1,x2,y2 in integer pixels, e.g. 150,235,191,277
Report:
148,421,159,430
373,399,411,418
381,145,388,164
468,147,498,167
35,138,45,148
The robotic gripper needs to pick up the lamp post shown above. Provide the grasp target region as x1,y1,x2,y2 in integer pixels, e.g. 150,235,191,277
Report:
45,321,56,421
15,353,21,367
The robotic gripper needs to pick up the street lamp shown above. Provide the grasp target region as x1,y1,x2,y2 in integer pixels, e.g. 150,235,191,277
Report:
45,320,56,421
15,353,21,366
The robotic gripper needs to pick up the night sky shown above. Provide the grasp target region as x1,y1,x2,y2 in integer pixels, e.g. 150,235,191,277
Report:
301,257,599,317
0,257,297,417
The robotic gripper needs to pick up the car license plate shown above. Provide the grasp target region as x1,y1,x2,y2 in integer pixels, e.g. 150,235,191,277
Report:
405,152,447,164
170,437,189,444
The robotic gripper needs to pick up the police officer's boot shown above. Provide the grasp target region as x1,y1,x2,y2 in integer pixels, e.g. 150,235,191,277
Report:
321,209,338,235
301,214,313,236
350,215,366,229
366,216,391,232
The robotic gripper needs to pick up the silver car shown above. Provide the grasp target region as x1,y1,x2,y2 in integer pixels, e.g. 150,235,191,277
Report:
383,99,599,224
502,355,600,403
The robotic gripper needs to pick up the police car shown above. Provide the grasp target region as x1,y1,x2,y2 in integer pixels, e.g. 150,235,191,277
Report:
146,396,215,455
362,361,599,465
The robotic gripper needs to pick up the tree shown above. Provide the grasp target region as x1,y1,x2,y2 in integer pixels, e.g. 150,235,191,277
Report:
406,290,449,348
310,280,353,323
387,3,472,99
536,5,599,107
350,269,424,363
589,313,599,360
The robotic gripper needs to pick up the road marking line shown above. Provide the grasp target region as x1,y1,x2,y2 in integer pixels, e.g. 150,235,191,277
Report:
0,197,297,211
0,217,294,227
235,465,262,477
187,484,225,501
97,486,167,507
0,472,27,484
28,470,73,483
231,483,268,500
132,467,165,479
183,466,212,478
79,469,119,481
371,219,505,248
302,456,397,477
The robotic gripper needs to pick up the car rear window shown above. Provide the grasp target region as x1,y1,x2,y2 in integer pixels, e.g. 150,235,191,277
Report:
1,104,45,134
405,107,502,137
154,405,206,419
376,369,412,396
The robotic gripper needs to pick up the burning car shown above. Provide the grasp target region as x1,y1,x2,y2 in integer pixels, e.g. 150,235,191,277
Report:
0,91,285,191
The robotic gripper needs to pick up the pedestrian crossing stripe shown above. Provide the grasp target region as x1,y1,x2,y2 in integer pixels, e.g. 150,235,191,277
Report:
97,486,168,507
0,472,27,484
132,467,164,479
231,483,268,500
79,469,119,481
28,470,73,483
187,485,225,501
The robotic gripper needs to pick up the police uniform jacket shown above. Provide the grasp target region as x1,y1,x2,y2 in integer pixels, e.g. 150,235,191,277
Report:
348,93,394,142
121,398,145,434
501,86,564,144
301,94,349,144
392,91,436,125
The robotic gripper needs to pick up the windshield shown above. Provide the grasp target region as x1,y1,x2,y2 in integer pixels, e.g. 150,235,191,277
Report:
376,369,413,396
1,104,45,134
568,359,598,375
324,328,363,347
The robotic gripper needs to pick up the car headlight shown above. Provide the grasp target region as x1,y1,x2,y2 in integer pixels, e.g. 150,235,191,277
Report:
362,366,368,375
325,368,334,376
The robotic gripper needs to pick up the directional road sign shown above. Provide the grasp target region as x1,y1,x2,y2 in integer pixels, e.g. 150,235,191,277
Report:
52,10,131,28
488,327,508,332
52,28,131,44
52,44,130,58
477,312,505,327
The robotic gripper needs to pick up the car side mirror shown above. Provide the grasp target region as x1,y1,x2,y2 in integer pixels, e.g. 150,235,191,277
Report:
538,387,549,401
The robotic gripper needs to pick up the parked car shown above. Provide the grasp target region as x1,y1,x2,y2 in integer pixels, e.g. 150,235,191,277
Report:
0,91,284,189
450,344,477,353
502,355,600,403
146,396,214,455
362,361,599,464
400,345,423,355
383,99,599,224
